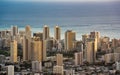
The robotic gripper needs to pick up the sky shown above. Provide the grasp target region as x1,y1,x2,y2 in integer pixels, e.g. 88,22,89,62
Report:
1,0,120,2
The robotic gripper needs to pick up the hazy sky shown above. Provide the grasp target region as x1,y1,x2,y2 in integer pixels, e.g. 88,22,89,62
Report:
2,0,120,2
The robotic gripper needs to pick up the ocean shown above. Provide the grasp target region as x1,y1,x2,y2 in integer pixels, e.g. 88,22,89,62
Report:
0,1,120,40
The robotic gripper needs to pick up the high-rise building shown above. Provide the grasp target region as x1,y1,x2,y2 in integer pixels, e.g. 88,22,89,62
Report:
101,42,110,51
43,40,47,61
46,37,55,51
11,26,18,36
54,26,61,41
32,61,42,72
56,53,63,66
86,39,97,64
82,34,89,44
104,53,113,64
33,32,43,40
10,40,17,63
31,37,43,62
101,36,110,51
73,41,83,51
65,30,76,50
43,25,49,40
23,25,32,61
53,65,64,75
75,52,83,65
90,31,100,49
23,36,28,61
42,25,49,61
0,30,11,38
7,65,14,75
112,38,120,48
101,36,110,43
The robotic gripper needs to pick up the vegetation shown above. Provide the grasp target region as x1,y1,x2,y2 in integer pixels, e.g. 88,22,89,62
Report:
20,61,31,70
0,49,10,56
47,49,79,58
0,73,6,75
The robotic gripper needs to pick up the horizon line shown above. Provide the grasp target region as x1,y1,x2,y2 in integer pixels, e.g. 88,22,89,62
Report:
1,0,120,3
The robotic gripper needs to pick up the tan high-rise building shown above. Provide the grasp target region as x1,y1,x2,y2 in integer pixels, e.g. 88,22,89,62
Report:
31,37,43,62
0,31,6,38
11,26,18,36
43,40,47,61
23,25,32,61
56,53,63,66
10,40,17,63
90,31,100,49
73,41,83,51
65,30,76,50
23,36,28,61
101,36,110,43
54,26,61,41
75,52,83,65
82,34,89,44
101,37,110,51
42,25,49,61
86,38,97,64
43,25,49,40
112,38,120,48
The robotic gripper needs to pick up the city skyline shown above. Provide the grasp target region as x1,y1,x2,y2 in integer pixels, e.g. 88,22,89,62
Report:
0,25,120,75
0,0,120,74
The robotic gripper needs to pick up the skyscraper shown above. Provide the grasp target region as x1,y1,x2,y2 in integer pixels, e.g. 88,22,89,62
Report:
46,37,55,51
31,37,43,62
82,34,89,44
11,26,18,36
75,52,83,65
65,30,76,50
54,26,61,41
56,53,63,66
10,40,17,63
90,31,100,49
42,25,49,61
43,25,49,40
23,25,32,61
43,40,47,61
86,38,97,64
